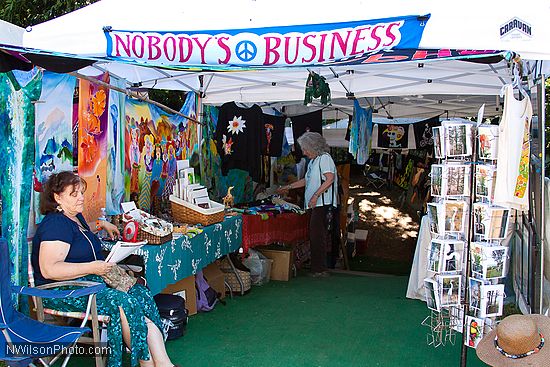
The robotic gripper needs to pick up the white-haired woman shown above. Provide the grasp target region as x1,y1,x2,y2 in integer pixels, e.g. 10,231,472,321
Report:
278,132,338,277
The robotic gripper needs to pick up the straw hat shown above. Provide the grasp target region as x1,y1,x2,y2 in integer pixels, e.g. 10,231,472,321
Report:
477,314,550,367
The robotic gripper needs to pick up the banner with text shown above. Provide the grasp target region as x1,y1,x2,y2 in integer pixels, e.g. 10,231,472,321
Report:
105,15,430,68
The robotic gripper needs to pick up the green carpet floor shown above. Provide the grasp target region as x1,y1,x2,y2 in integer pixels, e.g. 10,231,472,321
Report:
66,273,487,367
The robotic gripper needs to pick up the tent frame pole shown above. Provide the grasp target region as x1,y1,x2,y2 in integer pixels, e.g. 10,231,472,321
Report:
68,71,204,125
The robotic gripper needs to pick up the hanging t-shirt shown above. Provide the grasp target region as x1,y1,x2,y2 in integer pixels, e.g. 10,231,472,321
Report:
261,113,285,157
413,116,440,149
349,100,372,165
304,153,338,209
494,84,532,211
371,123,416,149
215,102,263,181
291,109,323,160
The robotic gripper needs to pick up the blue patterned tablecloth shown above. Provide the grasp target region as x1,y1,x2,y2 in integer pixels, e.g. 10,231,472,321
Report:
104,214,242,295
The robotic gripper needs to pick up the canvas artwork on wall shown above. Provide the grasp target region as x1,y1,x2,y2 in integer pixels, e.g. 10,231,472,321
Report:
478,125,499,160
424,278,441,311
475,165,497,201
444,200,467,233
437,274,462,307
444,123,473,157
473,203,510,240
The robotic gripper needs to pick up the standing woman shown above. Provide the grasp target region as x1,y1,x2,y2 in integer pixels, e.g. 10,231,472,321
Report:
279,132,338,277
32,171,176,367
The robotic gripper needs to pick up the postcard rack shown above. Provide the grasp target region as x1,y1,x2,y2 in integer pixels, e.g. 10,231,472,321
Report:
423,117,510,352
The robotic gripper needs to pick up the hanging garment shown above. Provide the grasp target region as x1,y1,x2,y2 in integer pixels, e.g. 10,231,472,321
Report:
371,123,416,149
34,71,76,223
413,115,440,149
291,109,323,160
261,113,285,157
493,84,532,211
0,70,42,292
215,102,263,181
105,77,126,214
349,100,372,165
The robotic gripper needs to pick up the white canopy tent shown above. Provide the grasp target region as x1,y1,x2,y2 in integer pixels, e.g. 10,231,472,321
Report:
1,0,546,117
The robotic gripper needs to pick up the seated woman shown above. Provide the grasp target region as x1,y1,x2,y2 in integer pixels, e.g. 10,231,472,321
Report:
32,171,176,367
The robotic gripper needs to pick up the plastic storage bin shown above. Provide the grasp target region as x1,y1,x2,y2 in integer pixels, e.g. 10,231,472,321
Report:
244,258,273,286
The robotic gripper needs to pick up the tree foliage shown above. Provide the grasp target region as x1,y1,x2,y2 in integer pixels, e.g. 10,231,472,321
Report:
0,0,99,27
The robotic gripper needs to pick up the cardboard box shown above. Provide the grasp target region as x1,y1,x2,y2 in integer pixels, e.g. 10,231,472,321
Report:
257,247,294,281
161,275,197,315
202,262,226,300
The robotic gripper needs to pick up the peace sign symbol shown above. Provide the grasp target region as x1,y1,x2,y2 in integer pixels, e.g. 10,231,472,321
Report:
235,40,257,62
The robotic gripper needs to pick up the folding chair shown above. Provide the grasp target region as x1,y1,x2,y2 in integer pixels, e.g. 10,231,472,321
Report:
26,242,110,367
0,238,105,367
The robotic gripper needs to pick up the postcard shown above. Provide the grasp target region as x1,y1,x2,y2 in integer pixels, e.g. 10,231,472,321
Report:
446,164,470,197
480,284,504,318
431,165,444,197
437,274,462,307
432,126,445,158
468,278,484,311
427,240,444,273
424,278,441,311
473,203,510,240
465,316,484,348
475,165,497,201
444,200,467,233
478,125,499,160
444,123,473,157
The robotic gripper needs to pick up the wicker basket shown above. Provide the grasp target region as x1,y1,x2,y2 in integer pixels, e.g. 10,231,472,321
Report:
169,195,225,226
219,258,251,294
137,228,172,245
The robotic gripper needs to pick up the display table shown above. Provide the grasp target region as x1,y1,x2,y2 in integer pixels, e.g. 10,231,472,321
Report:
104,214,242,295
241,212,309,254
406,215,431,301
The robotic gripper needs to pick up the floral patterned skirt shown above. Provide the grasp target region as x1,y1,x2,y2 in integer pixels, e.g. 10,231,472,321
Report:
43,276,163,367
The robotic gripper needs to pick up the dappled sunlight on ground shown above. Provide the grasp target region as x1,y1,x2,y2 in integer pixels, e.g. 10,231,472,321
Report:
357,194,417,241
348,167,420,264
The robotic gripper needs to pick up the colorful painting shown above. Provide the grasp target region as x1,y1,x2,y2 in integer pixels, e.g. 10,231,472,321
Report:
78,73,110,223
105,77,126,214
124,92,198,213
0,70,42,291
34,72,76,222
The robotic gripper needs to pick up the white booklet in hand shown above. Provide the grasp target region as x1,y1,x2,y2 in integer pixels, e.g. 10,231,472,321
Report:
105,241,147,263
